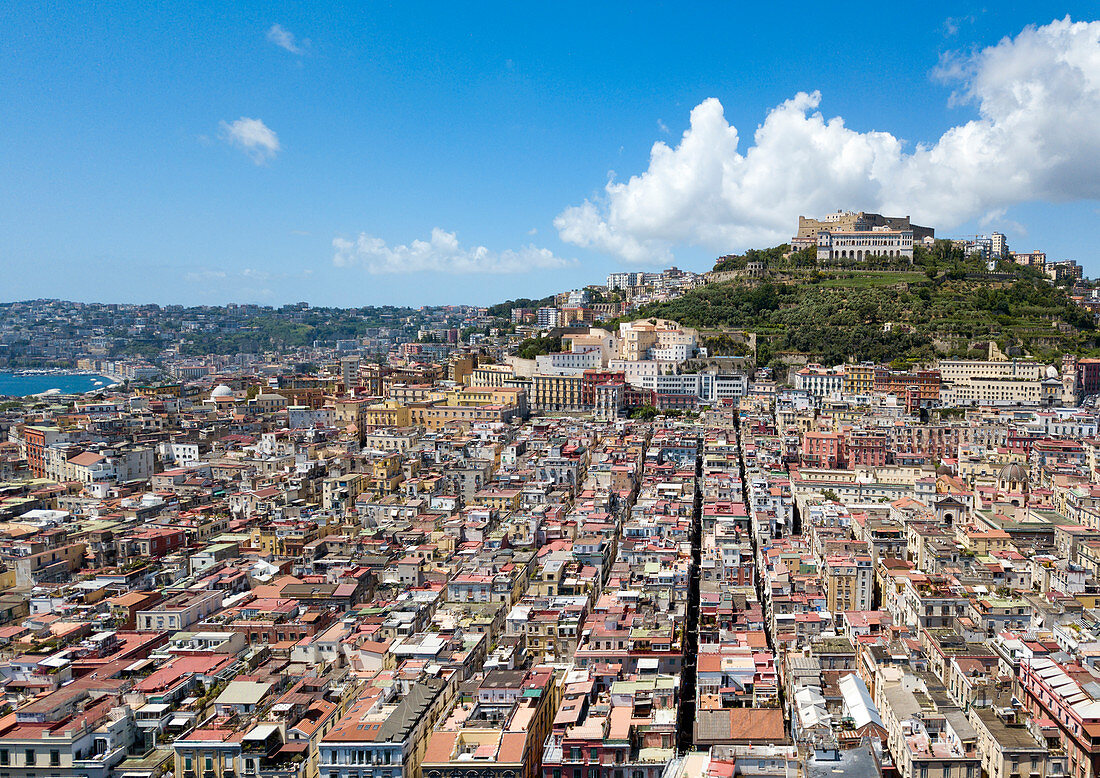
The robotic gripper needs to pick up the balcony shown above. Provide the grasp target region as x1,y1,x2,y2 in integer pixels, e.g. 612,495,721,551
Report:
73,746,127,771
542,736,563,765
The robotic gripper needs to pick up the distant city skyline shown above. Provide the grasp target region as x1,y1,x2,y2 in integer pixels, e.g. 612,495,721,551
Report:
5,3,1100,306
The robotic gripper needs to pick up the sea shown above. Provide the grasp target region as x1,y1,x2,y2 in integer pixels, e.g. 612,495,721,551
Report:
0,372,117,397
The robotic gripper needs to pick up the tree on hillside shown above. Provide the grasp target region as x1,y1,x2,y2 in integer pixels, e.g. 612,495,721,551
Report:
516,336,562,360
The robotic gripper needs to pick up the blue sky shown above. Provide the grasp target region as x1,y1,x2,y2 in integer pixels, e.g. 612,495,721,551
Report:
4,2,1100,306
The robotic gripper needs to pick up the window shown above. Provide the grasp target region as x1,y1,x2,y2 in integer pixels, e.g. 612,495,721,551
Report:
25,751,35,767
48,752,58,768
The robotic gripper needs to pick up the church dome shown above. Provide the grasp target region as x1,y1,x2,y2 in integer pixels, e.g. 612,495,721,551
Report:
210,384,234,398
997,462,1028,484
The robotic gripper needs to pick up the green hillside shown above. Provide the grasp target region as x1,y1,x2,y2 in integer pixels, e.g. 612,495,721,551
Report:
620,248,1095,368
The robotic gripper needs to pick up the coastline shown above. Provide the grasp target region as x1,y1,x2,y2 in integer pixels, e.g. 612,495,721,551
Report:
0,371,123,398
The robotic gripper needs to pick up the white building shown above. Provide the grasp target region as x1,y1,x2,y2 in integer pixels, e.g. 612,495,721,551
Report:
534,350,601,375
640,371,748,404
567,329,619,365
565,289,590,307
711,373,749,403
936,359,1044,383
608,359,664,387
287,406,334,429
649,343,693,362
816,228,914,261
794,365,845,399
607,272,640,290
536,307,560,328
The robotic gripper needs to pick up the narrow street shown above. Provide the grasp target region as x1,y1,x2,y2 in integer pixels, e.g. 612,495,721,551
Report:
675,435,703,753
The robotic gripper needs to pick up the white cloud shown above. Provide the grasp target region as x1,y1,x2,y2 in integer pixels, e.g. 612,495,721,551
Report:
981,208,1028,237
219,117,281,164
978,208,1006,227
332,228,575,274
266,24,306,54
556,17,1100,263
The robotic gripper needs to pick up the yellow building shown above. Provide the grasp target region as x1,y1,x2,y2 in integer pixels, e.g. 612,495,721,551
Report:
174,729,242,778
472,488,522,512
423,404,516,431
450,354,478,384
843,363,875,395
448,386,528,417
135,383,182,397
957,526,1012,555
617,318,696,361
825,554,873,612
448,386,521,406
332,398,370,428
531,374,584,412
371,453,405,494
470,364,518,387
420,670,559,778
364,401,411,428
388,384,444,404
249,522,327,556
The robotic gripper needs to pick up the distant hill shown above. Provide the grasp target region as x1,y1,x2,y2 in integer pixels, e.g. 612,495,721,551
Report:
486,295,556,318
617,249,1095,368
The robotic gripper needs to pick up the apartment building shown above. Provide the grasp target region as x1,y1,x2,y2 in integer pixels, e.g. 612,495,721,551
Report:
969,708,1059,778
535,350,601,375
0,689,136,778
617,319,697,362
940,378,1044,407
937,359,1045,383
531,375,585,413
422,404,519,431
420,669,558,778
319,677,452,778
844,363,876,395
174,727,244,778
1018,657,1100,778
794,365,845,399
137,590,224,632
874,368,941,405
824,554,873,612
